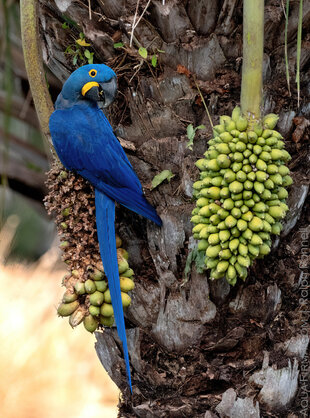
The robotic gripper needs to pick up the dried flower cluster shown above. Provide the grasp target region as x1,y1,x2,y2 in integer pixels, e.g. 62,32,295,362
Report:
44,163,134,332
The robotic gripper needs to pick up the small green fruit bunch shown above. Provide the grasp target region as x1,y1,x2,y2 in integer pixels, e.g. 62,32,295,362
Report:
191,107,292,285
57,236,135,333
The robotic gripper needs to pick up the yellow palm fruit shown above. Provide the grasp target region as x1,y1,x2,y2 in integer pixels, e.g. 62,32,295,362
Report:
120,277,135,292
57,301,79,317
83,315,99,332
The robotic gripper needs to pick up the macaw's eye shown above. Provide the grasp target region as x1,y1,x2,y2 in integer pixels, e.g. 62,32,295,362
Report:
89,69,97,78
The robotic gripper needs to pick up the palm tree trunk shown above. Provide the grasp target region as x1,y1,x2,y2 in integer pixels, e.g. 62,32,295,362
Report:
37,1,310,416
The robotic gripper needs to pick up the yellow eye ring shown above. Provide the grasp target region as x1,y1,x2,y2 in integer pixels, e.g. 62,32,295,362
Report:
89,69,97,78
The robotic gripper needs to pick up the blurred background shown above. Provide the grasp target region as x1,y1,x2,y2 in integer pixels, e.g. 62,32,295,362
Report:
0,2,118,416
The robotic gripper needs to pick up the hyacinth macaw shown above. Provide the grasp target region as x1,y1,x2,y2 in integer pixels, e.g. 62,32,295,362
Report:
49,64,162,392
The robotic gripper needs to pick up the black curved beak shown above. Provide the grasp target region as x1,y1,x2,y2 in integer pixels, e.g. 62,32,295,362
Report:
83,77,117,108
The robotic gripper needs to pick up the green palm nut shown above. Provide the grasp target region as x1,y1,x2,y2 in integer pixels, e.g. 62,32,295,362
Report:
241,204,249,213
219,230,230,242
103,289,111,303
211,176,223,187
234,200,243,208
230,129,240,138
224,169,236,183
263,113,279,129
95,280,108,292
195,159,207,170
237,219,247,231
198,206,212,217
220,132,233,143
215,143,230,154
57,301,79,317
261,189,272,200
282,150,291,161
264,213,275,225
254,182,264,195
63,290,78,303
209,203,221,213
225,215,237,228
89,305,101,316
245,199,255,208
191,215,203,224
198,239,209,251
219,249,232,259
236,171,247,182
121,292,131,308
233,152,244,162
206,225,218,233
237,255,250,268
263,220,272,232
218,208,230,219
206,159,220,171
193,181,204,190
264,179,274,189
217,221,227,230
213,124,225,134
220,187,230,198
253,193,260,203
269,206,285,219
225,120,236,132
85,279,96,294
229,238,239,252
89,291,105,306
250,233,263,246
267,199,281,206
280,202,289,212
232,106,241,121
249,217,264,232
253,202,267,212
216,260,229,273
199,227,209,239
242,228,253,241
210,214,221,225
238,243,248,256
262,145,271,152
270,149,284,161
235,262,248,280
207,187,221,199
248,131,258,143
253,144,262,155
260,151,271,162
244,180,253,191
210,269,225,280
231,227,241,237
197,197,209,207
238,132,248,143
229,143,237,152
205,258,219,269
120,277,135,292
282,175,293,187
231,207,241,218
118,259,129,274
236,141,246,152
236,115,248,131
207,149,220,159
192,224,205,234
269,173,283,185
206,244,221,258
100,315,114,327
229,181,243,194
278,165,290,176
271,222,282,235
256,159,268,172
83,315,99,332
74,282,86,295
262,129,273,139
232,162,243,172
248,244,260,257
241,211,253,222
223,198,234,210
259,243,271,256
208,233,220,245
243,191,252,201
217,154,231,168
100,303,114,317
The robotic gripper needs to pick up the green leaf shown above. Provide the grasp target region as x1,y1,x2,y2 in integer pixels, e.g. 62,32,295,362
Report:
73,54,78,65
157,49,165,53
187,124,195,141
151,170,174,190
84,49,91,58
114,42,124,49
151,54,158,67
138,47,148,59
62,22,69,29
196,125,206,130
87,52,94,64
79,32,85,39
184,247,206,283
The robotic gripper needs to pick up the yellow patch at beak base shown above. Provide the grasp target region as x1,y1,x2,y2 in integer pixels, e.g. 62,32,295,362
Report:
81,81,99,96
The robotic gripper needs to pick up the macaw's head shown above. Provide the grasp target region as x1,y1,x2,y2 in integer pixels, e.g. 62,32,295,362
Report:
58,64,117,109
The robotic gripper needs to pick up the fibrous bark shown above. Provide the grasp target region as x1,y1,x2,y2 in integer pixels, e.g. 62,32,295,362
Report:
37,1,310,416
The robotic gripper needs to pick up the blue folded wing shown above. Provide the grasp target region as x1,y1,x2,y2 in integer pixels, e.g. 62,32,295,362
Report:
49,104,162,226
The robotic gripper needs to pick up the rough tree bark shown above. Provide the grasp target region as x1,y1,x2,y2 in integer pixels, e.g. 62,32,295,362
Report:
37,1,309,417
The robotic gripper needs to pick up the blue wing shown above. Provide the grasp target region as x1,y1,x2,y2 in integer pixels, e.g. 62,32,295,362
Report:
49,103,162,226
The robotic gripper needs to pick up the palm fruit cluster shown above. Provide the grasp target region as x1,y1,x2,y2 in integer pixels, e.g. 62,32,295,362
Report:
44,163,135,332
191,108,292,285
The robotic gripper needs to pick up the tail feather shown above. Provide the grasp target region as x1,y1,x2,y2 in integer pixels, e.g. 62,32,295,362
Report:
95,189,132,392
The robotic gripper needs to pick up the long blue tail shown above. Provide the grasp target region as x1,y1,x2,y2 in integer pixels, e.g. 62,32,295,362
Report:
95,189,132,392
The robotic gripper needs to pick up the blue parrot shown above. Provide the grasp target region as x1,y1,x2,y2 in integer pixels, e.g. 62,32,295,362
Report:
49,64,162,392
